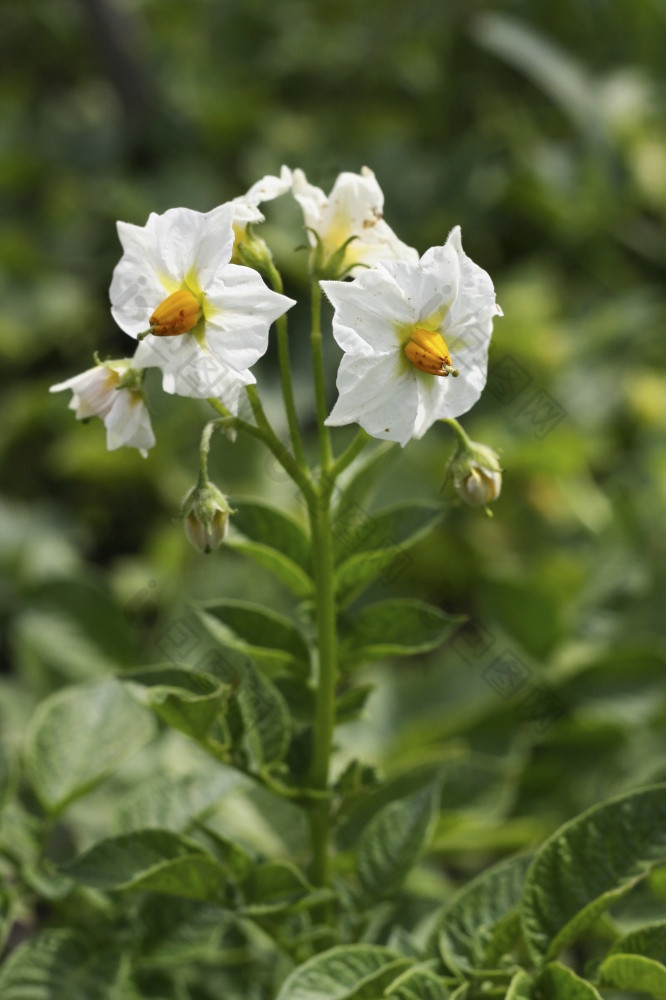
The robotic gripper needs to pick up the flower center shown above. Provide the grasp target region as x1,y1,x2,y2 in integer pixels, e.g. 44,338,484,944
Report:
149,289,202,337
404,328,459,377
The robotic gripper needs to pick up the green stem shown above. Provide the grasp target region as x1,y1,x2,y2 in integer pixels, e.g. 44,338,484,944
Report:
198,421,216,484
266,261,307,470
442,416,473,451
310,280,333,472
306,492,338,886
329,429,371,481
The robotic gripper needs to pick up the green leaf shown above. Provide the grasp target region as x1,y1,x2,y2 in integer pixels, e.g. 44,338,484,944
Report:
332,443,397,529
608,920,666,962
345,961,417,999
506,969,533,1000
241,859,329,916
123,664,229,739
231,499,311,570
384,966,451,999
225,538,313,597
275,945,402,1000
430,853,533,971
25,679,155,814
340,599,464,671
198,600,310,678
599,954,666,998
0,930,122,1000
536,962,602,998
193,824,255,881
118,766,243,833
335,500,442,565
334,502,443,606
356,783,437,899
0,741,13,812
64,830,227,901
200,646,292,767
336,683,375,724
14,577,138,684
521,784,666,963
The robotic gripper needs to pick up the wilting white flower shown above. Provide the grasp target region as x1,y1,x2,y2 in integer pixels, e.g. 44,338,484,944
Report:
292,166,418,277
230,165,293,231
229,166,293,272
321,226,501,446
50,360,155,457
109,203,295,409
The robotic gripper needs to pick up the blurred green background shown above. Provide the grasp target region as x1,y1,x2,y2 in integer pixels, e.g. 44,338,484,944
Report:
2,0,666,862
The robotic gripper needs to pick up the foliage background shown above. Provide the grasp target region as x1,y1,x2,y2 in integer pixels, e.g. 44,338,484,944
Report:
2,0,666,931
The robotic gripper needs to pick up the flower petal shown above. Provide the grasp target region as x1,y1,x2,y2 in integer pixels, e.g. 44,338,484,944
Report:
190,205,235,291
291,168,327,231
110,223,170,336
235,165,293,213
205,263,295,369
321,269,413,355
325,352,419,446
50,366,119,419
441,227,498,361
105,390,155,455
134,335,253,407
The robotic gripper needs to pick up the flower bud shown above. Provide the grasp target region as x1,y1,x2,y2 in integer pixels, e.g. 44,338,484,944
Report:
181,481,233,554
456,463,502,507
447,439,502,511
232,224,274,276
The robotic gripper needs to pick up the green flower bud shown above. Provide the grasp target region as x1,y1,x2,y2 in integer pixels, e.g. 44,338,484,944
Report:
456,463,502,506
446,439,502,511
181,481,233,554
232,223,275,277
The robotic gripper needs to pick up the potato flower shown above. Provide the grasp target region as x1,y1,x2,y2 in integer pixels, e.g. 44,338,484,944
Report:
292,166,418,278
109,203,294,409
229,166,293,271
321,226,500,445
50,360,155,457
230,165,293,233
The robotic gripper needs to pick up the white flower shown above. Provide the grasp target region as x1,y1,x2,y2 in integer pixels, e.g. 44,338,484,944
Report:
230,165,293,230
321,226,501,446
109,203,295,409
292,166,418,277
50,360,155,457
229,166,293,272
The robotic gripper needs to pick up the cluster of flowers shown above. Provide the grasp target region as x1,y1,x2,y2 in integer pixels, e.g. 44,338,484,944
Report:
52,166,501,457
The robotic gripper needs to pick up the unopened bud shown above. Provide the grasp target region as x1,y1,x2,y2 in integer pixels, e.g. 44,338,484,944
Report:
447,439,502,511
232,223,274,275
181,481,233,554
456,464,502,507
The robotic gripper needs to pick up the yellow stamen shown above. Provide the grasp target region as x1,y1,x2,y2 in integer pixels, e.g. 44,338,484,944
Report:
404,328,459,377
149,289,202,337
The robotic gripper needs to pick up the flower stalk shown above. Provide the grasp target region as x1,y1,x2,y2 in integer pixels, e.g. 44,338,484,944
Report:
310,280,333,473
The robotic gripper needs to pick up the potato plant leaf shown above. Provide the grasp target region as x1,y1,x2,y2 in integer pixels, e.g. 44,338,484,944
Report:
521,784,666,963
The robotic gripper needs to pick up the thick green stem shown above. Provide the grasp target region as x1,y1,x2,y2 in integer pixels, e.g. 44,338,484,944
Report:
306,492,337,886
266,261,307,470
310,281,333,473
